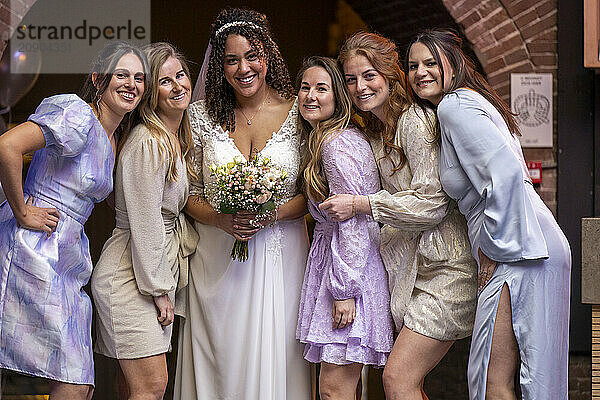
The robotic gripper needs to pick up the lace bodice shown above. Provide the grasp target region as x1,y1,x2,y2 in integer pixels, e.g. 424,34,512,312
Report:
188,99,302,210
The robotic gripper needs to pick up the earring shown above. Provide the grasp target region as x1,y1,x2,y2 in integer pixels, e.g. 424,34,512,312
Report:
95,89,102,110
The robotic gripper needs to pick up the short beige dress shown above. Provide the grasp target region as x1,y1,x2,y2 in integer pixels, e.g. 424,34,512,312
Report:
368,105,477,340
91,124,198,359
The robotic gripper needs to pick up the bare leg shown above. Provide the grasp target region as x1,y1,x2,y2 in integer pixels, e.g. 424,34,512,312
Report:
485,283,519,400
383,327,454,400
49,381,93,400
319,362,363,400
117,364,129,400
119,354,168,400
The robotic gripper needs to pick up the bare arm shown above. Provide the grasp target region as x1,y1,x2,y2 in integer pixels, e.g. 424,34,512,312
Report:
0,122,59,234
276,193,308,221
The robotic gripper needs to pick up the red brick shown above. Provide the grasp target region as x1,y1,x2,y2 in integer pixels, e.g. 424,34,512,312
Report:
478,1,503,17
495,82,510,98
514,9,537,29
6,1,27,19
0,4,10,26
0,16,8,32
531,54,557,65
526,41,557,53
505,61,534,73
498,0,513,9
457,10,481,26
536,0,556,17
466,21,488,39
523,148,554,161
533,65,558,72
486,56,506,72
482,8,510,28
505,0,538,17
504,48,529,64
484,34,523,59
538,190,555,203
521,11,557,39
475,32,496,49
525,26,557,42
453,0,481,15
493,21,518,41
488,71,509,86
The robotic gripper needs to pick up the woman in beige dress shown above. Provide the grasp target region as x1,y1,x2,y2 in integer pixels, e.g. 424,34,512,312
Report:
319,32,477,400
91,42,198,400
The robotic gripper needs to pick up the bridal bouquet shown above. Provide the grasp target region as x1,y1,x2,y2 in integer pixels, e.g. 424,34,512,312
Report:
210,155,288,262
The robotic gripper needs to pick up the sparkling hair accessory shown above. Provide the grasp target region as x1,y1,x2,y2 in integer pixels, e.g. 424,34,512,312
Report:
214,21,262,38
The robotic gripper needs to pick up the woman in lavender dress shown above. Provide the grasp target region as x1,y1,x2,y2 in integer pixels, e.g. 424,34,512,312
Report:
321,32,477,400
296,56,394,399
0,42,148,399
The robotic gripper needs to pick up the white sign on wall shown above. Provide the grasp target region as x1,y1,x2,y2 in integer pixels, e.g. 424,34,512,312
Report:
510,73,553,147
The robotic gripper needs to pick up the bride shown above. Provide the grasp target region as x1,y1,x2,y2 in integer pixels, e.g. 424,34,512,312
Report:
173,7,311,400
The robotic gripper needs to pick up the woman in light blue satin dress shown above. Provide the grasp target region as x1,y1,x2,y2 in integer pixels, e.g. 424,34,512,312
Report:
406,30,571,400
0,42,148,399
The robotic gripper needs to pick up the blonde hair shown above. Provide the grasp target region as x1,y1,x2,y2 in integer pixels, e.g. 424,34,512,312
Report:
140,42,196,181
297,56,353,202
338,31,411,173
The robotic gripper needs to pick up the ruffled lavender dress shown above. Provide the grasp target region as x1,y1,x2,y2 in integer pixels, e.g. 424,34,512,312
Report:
296,127,394,366
0,94,114,385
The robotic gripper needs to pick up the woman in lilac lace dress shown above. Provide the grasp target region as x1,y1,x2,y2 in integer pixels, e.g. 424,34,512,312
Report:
0,42,147,399
296,56,394,399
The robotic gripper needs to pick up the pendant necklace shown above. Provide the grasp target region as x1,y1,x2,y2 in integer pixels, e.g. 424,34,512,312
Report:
238,90,269,125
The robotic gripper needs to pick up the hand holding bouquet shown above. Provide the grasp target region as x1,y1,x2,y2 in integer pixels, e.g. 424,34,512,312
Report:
210,155,288,261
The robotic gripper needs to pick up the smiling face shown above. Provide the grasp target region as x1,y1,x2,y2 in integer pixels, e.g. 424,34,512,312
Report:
156,56,191,117
99,52,145,117
407,42,453,106
342,54,389,121
298,66,336,128
223,34,268,99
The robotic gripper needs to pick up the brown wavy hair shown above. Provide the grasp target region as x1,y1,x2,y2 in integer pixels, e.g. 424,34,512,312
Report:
297,56,353,202
205,7,294,132
407,29,520,136
140,42,197,181
338,31,411,173
80,41,150,146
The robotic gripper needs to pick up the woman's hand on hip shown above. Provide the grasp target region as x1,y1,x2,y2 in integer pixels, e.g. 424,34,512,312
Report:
478,248,497,291
153,294,174,327
16,196,60,237
332,298,356,330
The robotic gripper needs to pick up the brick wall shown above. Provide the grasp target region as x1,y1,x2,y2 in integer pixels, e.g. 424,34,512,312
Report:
442,0,558,213
346,0,558,214
0,0,37,59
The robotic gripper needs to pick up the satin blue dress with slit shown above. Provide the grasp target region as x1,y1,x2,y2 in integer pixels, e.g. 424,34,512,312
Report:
437,89,571,400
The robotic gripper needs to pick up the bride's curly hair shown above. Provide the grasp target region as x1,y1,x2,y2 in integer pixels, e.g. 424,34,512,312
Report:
205,7,294,132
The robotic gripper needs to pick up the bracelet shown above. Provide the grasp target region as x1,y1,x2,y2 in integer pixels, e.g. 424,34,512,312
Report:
351,195,356,217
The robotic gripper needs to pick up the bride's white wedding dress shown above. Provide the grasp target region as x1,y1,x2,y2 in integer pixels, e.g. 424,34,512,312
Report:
174,99,311,400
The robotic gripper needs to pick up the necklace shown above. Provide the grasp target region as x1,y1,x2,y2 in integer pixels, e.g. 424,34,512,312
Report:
238,90,269,125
